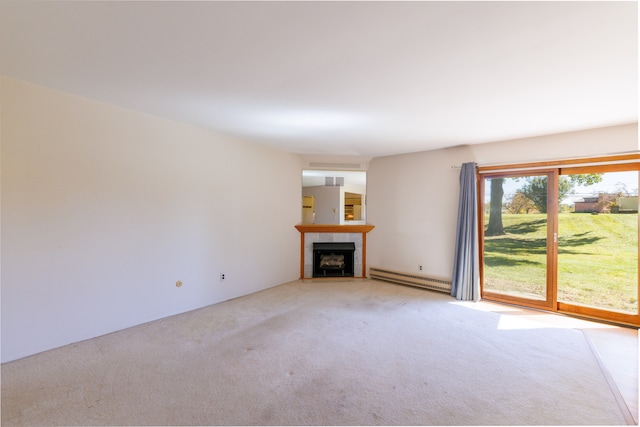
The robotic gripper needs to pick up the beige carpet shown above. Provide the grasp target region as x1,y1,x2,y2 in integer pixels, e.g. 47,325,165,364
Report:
1,279,631,425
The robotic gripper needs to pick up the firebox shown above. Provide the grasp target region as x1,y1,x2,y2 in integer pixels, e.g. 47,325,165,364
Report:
312,242,356,278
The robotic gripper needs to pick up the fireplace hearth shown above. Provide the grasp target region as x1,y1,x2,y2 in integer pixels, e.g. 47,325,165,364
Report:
313,242,355,278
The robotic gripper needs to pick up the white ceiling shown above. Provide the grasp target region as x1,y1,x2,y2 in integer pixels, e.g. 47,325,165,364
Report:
1,1,637,158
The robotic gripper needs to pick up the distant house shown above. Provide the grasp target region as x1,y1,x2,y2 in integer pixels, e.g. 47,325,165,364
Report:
573,193,618,213
574,197,600,213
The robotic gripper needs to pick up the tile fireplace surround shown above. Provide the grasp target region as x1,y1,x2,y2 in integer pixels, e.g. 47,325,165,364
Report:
295,224,375,279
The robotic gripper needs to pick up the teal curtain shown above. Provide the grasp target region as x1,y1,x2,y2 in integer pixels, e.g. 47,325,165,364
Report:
451,162,480,301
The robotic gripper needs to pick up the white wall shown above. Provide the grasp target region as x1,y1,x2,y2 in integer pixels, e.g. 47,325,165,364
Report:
1,77,302,362
366,124,638,279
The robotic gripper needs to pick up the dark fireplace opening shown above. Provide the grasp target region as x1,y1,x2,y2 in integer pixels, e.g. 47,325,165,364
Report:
313,242,356,278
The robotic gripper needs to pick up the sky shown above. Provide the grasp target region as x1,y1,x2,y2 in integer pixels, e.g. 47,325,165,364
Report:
489,170,639,205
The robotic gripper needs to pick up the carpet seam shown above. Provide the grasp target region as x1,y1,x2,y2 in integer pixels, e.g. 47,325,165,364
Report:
581,328,637,425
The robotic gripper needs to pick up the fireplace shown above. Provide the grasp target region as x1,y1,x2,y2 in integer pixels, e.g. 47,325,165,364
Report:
295,224,374,279
313,242,356,278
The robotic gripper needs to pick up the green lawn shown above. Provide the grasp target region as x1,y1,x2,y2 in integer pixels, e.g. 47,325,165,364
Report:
484,213,638,313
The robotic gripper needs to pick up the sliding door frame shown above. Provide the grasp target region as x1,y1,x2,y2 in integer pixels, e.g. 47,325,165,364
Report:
479,169,558,311
557,162,640,326
478,154,640,327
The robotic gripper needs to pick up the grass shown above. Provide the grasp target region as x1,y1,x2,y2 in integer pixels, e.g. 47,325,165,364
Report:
484,213,638,314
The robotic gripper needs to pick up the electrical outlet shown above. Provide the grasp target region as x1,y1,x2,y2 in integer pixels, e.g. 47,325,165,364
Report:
220,273,225,281
418,265,423,271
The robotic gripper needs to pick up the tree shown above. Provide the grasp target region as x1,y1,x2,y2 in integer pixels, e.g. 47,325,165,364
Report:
519,174,603,213
485,178,505,236
570,174,603,187
506,191,536,214
519,177,565,214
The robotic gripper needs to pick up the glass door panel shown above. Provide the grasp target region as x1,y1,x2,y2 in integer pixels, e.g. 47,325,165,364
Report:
482,173,553,307
558,169,639,315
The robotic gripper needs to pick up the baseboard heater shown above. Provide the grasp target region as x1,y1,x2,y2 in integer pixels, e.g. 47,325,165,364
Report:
369,267,452,294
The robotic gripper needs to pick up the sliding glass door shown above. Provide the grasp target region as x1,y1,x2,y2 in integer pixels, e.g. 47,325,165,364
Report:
557,166,638,324
480,160,640,326
481,172,556,309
